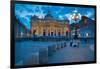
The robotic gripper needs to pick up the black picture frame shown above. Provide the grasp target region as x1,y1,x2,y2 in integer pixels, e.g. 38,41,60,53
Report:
11,1,97,68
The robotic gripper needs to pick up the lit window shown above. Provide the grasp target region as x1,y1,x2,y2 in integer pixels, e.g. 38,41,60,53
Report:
21,32,23,37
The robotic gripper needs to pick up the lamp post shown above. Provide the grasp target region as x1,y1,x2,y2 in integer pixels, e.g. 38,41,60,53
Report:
71,10,81,40
70,9,81,47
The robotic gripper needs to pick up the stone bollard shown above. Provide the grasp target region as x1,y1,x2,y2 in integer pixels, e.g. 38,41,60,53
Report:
59,43,62,49
64,42,67,47
54,44,58,52
23,52,39,66
61,43,64,48
39,48,48,64
48,44,57,56
53,44,57,52
56,43,60,50
48,46,53,56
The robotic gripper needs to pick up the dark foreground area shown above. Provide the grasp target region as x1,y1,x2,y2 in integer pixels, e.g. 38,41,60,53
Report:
15,38,95,66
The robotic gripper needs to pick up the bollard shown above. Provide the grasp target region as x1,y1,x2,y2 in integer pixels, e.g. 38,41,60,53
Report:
48,45,57,56
48,46,53,56
60,43,62,49
52,45,56,52
70,41,73,47
64,42,67,47
61,43,64,48
23,52,39,66
39,48,48,64
56,44,60,50
54,44,57,52
54,44,57,51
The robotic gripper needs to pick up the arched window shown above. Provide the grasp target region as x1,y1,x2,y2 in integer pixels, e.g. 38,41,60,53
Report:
48,33,50,36
66,31,68,36
43,31,46,36
58,32,60,36
33,30,36,36
51,32,53,36
43,29,46,36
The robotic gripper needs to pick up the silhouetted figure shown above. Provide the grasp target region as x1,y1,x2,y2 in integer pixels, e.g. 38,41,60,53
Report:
70,41,73,47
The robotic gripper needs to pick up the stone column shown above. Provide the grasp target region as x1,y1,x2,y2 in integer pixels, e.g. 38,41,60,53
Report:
56,28,58,36
52,27,54,36
59,28,61,36
64,27,66,36
50,27,51,36
48,27,50,36
46,27,48,36
41,27,43,36
37,26,39,36
54,29,56,36
60,28,63,36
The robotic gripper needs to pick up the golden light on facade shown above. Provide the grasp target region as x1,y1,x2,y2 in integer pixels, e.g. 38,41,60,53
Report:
31,20,69,37
30,9,70,37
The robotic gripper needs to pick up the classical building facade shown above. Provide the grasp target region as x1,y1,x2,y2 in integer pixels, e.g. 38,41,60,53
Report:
31,11,70,37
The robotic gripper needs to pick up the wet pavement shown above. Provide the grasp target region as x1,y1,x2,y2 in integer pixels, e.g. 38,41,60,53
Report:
48,46,94,64
15,39,95,65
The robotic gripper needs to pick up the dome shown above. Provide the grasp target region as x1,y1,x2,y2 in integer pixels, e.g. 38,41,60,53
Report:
44,10,53,20
31,15,39,20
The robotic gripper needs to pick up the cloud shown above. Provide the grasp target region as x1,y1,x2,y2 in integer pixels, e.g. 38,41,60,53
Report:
34,6,46,19
35,13,45,19
64,11,82,24
15,4,95,28
85,11,93,18
65,13,71,20
65,13,74,24
58,15,64,20
15,4,47,29
73,8,78,13
58,13,75,24
73,9,78,13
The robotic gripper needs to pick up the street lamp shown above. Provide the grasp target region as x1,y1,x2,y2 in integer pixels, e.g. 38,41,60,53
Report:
70,9,81,47
71,9,81,40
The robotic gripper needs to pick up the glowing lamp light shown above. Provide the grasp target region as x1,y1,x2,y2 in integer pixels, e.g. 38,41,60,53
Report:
21,32,23,37
86,33,89,37
78,34,81,37
71,9,81,22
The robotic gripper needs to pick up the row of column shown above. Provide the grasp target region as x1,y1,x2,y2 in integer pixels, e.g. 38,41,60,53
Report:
32,26,68,36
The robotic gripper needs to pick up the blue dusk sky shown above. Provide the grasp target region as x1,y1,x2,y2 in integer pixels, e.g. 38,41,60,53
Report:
15,4,95,30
